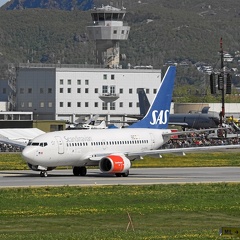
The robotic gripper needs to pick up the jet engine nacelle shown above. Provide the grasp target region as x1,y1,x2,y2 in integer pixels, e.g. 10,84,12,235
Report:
99,154,131,173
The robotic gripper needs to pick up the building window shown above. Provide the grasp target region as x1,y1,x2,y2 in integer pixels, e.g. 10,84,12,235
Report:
146,89,150,94
85,88,89,93
28,88,32,94
103,74,107,80
40,88,44,94
68,79,71,85
3,88,6,94
20,88,24,94
21,102,24,108
119,88,123,94
60,79,64,85
60,88,63,93
67,88,71,93
121,30,124,34
85,79,89,85
95,88,98,93
77,79,81,85
110,86,115,94
119,102,123,107
129,89,133,94
85,102,89,107
102,102,107,110
48,102,53,108
48,88,52,94
60,102,63,107
77,88,81,93
102,85,108,94
111,74,115,80
153,89,157,94
77,102,81,107
94,102,98,108
113,30,117,34
110,102,115,110
40,102,44,108
28,102,32,108
137,102,139,108
129,102,133,107
67,102,71,107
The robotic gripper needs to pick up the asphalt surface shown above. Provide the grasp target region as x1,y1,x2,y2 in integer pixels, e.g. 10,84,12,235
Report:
1,167,240,188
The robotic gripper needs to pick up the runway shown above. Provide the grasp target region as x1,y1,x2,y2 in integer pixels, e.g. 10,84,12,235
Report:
1,167,240,188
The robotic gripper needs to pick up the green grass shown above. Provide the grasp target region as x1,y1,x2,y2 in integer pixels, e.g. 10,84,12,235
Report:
1,184,240,239
1,152,240,170
1,153,240,239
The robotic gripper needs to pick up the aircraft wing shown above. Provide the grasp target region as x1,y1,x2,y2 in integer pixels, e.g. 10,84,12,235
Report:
168,122,188,126
88,144,240,163
127,144,240,158
0,136,27,148
0,128,45,149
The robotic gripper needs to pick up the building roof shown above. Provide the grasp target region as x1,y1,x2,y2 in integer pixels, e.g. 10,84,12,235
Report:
0,128,44,144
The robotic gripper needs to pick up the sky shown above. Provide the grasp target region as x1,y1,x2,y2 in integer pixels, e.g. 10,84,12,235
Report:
0,0,10,7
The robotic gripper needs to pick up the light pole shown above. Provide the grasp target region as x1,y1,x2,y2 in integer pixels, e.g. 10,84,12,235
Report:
219,37,225,126
210,38,232,127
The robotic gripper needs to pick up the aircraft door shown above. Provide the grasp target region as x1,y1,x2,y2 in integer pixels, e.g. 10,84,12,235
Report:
149,133,155,149
55,136,64,154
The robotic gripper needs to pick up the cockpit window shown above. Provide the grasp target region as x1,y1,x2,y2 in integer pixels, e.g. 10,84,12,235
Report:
32,142,39,146
29,142,48,147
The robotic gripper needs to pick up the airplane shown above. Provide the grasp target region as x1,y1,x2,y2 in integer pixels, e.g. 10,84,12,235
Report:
169,110,220,129
3,66,240,177
66,115,107,129
69,120,107,130
134,89,220,129
80,120,107,129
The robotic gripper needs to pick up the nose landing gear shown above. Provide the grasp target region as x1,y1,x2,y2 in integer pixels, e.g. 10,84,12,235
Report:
40,171,48,177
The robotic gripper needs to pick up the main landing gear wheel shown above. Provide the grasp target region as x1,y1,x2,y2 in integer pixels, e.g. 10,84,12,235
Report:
73,166,87,176
40,171,47,177
115,170,129,177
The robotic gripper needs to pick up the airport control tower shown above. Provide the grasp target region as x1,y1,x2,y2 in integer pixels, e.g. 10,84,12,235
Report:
87,5,130,68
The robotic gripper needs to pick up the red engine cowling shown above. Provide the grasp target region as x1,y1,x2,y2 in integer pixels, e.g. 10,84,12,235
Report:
99,154,131,173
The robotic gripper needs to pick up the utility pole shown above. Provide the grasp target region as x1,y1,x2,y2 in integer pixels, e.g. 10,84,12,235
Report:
220,37,224,126
210,38,232,127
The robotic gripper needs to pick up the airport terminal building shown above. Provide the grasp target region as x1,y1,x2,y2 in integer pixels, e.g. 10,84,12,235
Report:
13,64,162,124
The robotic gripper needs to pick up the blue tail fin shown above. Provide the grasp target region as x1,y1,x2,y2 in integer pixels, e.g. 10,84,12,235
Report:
129,66,176,129
137,88,150,116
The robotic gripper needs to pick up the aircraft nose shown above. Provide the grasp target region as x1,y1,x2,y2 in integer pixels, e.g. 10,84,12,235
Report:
22,147,36,164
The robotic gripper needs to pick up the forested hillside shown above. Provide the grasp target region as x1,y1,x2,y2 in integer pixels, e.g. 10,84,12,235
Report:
0,0,240,102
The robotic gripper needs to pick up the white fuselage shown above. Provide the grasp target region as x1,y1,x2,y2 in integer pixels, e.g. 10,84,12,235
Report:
22,128,171,168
